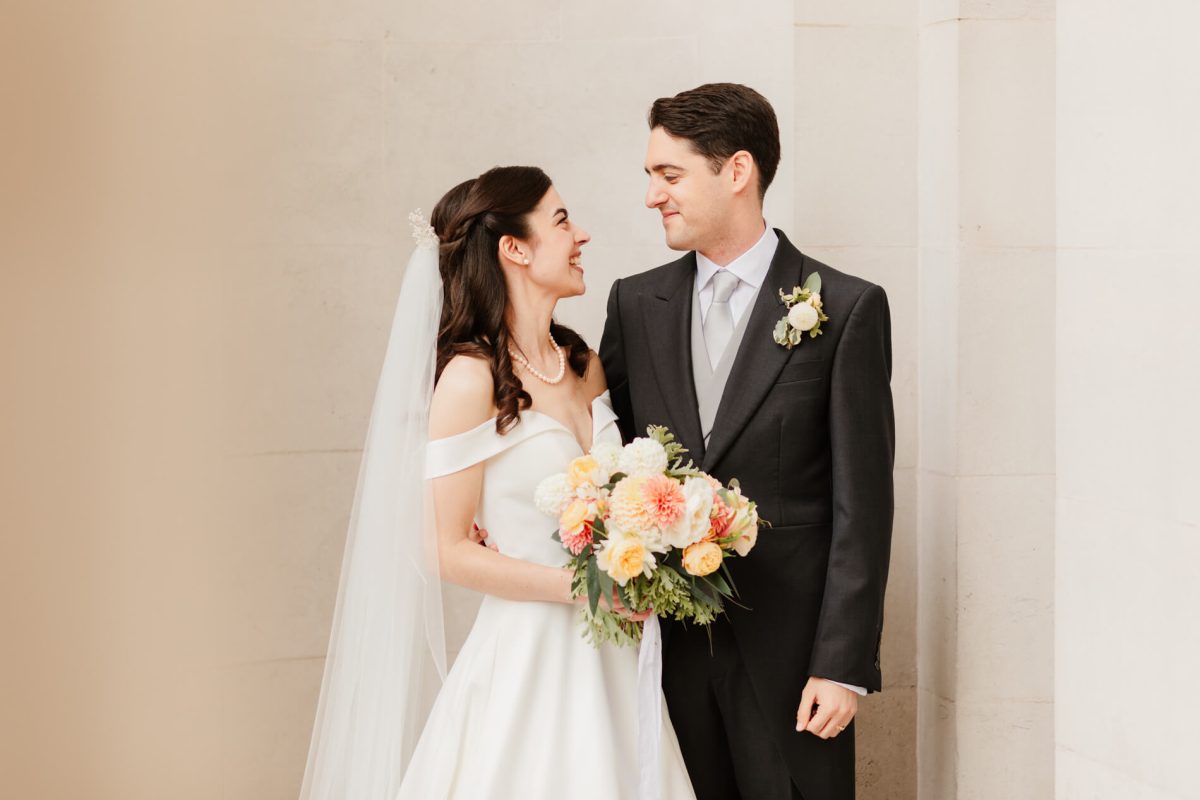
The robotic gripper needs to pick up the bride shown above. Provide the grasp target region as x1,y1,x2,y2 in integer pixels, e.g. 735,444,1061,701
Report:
299,166,696,799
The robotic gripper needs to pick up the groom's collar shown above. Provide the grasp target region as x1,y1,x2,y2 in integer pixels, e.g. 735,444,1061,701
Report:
651,225,786,302
695,224,779,294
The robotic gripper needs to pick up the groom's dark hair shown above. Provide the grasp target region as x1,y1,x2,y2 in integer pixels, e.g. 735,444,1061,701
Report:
648,83,781,201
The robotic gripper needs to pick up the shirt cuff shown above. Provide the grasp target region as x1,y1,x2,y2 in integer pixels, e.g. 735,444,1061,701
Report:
828,679,868,696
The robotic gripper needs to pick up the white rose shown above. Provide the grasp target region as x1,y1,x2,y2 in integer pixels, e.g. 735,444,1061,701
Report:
590,441,623,479
533,473,572,517
787,302,819,332
662,476,715,549
619,437,669,477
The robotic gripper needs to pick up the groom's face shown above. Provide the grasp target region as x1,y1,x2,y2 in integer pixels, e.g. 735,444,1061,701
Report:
644,126,732,253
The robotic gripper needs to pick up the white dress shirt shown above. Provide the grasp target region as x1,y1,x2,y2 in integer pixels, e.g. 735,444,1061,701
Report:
695,224,779,326
694,224,868,699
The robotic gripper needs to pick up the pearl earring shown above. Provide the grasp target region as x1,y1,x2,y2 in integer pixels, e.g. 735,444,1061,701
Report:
522,257,530,265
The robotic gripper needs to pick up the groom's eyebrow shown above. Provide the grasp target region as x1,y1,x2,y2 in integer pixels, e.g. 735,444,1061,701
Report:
645,163,685,174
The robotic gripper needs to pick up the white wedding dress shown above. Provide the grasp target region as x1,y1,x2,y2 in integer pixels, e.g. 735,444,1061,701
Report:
396,390,696,800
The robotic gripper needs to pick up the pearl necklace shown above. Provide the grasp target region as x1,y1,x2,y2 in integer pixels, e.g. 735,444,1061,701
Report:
509,332,567,385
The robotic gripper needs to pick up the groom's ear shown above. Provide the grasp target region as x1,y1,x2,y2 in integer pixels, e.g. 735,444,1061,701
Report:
728,150,757,197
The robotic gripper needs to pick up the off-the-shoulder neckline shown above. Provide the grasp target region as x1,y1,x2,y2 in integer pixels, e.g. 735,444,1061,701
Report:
429,390,614,456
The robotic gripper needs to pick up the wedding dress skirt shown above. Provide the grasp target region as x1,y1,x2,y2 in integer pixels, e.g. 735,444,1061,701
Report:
397,392,695,800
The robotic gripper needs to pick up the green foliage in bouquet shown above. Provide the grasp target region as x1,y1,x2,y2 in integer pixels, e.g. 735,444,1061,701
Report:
646,425,700,479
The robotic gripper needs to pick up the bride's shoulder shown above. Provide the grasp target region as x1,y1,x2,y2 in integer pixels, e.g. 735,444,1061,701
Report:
430,355,496,439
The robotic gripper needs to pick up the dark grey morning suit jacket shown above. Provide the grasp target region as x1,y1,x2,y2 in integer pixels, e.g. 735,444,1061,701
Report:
600,231,895,800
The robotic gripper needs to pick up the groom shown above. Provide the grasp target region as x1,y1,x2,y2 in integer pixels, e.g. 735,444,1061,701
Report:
599,83,895,800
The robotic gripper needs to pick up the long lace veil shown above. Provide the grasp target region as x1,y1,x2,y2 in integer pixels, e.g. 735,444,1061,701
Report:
299,212,446,799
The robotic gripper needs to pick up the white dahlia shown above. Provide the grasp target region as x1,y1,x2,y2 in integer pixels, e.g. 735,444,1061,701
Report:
590,440,623,480
618,437,669,477
533,473,573,517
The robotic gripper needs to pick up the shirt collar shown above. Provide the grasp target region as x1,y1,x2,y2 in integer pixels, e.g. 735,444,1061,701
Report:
695,224,779,293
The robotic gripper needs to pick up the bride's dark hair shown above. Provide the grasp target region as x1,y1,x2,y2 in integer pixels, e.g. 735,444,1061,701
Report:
431,166,590,433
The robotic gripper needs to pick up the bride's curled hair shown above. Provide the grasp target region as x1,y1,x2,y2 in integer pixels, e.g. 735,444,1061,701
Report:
431,166,590,433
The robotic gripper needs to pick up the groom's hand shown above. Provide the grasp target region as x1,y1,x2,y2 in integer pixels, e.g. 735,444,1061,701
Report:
796,677,858,739
607,588,652,622
470,523,498,552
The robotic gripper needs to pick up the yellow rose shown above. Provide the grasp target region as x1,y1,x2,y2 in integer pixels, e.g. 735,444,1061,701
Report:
559,499,591,534
567,455,602,488
682,541,723,577
599,535,652,585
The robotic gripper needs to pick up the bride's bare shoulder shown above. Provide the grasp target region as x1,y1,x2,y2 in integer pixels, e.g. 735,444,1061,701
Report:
430,354,496,438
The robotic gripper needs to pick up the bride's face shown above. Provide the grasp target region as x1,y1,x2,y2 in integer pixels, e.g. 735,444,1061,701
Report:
516,186,591,299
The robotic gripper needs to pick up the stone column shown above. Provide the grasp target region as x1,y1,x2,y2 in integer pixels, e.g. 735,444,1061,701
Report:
1056,2,1200,797
917,1,1056,797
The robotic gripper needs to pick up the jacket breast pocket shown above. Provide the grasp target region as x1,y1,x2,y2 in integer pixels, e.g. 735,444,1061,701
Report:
776,358,826,385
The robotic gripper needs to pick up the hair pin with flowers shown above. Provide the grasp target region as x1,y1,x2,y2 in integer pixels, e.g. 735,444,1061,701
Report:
773,272,828,349
408,209,437,249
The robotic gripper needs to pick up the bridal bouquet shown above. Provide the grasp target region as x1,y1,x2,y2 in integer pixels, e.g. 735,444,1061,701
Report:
534,426,762,647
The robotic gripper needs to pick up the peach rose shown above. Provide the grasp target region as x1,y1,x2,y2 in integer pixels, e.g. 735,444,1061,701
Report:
682,541,723,577
598,534,655,585
559,498,591,533
567,455,604,489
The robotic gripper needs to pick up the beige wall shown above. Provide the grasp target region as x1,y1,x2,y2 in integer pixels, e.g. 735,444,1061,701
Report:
22,1,1200,798
794,2,920,796
1056,2,1200,798
917,1,1057,798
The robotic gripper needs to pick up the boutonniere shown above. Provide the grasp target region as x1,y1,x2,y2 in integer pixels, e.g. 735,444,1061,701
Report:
773,272,828,349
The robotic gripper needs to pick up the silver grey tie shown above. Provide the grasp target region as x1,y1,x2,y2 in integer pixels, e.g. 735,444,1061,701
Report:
703,270,740,369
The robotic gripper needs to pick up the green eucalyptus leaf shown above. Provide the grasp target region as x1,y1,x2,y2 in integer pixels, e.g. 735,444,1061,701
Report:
802,272,822,294
705,571,733,597
597,565,613,607
720,561,739,594
617,581,634,612
586,559,601,616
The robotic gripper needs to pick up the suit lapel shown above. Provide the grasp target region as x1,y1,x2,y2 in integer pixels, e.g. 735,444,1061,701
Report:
639,252,706,464
702,232,808,472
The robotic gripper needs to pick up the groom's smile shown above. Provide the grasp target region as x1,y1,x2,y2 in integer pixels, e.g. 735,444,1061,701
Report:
643,125,743,255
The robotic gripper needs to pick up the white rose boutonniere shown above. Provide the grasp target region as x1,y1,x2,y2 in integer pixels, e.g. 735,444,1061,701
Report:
773,272,829,349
